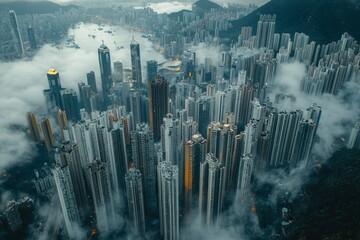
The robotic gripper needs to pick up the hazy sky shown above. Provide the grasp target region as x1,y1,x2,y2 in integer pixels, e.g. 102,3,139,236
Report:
2,0,270,7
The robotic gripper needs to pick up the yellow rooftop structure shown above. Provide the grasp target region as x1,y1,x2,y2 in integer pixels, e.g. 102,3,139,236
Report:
47,68,58,75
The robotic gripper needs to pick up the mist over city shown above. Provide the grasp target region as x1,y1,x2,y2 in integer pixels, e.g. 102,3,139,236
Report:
0,0,360,239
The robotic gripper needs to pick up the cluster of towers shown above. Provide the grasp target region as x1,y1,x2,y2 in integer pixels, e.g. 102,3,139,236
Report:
27,14,360,239
8,10,37,57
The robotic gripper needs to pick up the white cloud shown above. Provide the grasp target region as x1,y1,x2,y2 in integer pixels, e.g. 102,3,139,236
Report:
148,2,192,14
270,62,360,159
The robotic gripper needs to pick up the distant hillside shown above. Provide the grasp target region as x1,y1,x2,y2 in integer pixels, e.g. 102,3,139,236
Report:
252,148,360,239
222,0,360,45
168,9,192,20
192,0,222,16
0,1,78,15
286,149,360,239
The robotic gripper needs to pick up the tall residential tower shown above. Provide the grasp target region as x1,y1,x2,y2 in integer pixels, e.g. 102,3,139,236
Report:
9,10,24,56
98,43,112,108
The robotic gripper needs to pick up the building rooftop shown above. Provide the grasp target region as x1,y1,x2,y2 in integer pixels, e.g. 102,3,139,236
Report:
47,68,58,75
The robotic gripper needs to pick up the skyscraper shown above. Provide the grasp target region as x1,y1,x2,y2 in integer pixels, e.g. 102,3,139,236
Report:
129,90,142,128
130,38,142,88
197,96,212,137
98,43,112,108
9,10,24,56
26,112,41,142
148,75,169,141
57,109,68,141
199,153,226,227
255,14,276,49
348,120,360,150
86,71,98,94
235,154,254,208
217,123,236,193
113,60,124,83
255,131,270,172
229,133,245,191
40,118,55,153
54,142,88,220
290,119,317,167
206,121,236,196
207,122,222,156
87,159,116,232
157,161,179,240
147,60,158,82
108,121,128,194
184,134,206,214
161,113,180,165
78,83,92,114
4,200,22,232
234,82,258,130
125,168,146,236
268,110,303,167
46,68,63,110
27,26,37,49
131,123,157,215
61,89,80,123
52,163,81,238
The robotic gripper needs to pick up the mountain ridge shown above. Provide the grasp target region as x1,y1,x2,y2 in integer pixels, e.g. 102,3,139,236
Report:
0,1,78,15
222,0,360,44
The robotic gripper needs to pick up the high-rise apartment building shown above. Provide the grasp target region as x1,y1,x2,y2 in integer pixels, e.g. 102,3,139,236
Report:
40,118,55,153
199,153,226,227
125,168,146,236
130,38,142,88
61,89,80,123
54,142,88,220
86,71,98,94
131,123,157,215
148,75,169,141
255,14,276,49
26,112,41,142
87,159,116,232
108,121,128,193
27,26,37,50
78,83,92,114
157,161,179,240
147,60,158,82
234,82,258,130
4,200,22,232
197,96,212,137
113,60,124,83
290,119,317,167
184,134,206,214
235,154,254,208
98,43,112,108
268,110,303,167
129,90,142,128
46,68,63,110
57,109,68,142
229,133,245,191
52,163,81,238
161,113,180,165
348,120,360,150
9,10,24,56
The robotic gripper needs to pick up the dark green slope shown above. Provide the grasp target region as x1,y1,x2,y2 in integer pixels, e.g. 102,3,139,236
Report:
192,0,222,17
286,149,360,239
222,0,360,44
0,1,78,15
